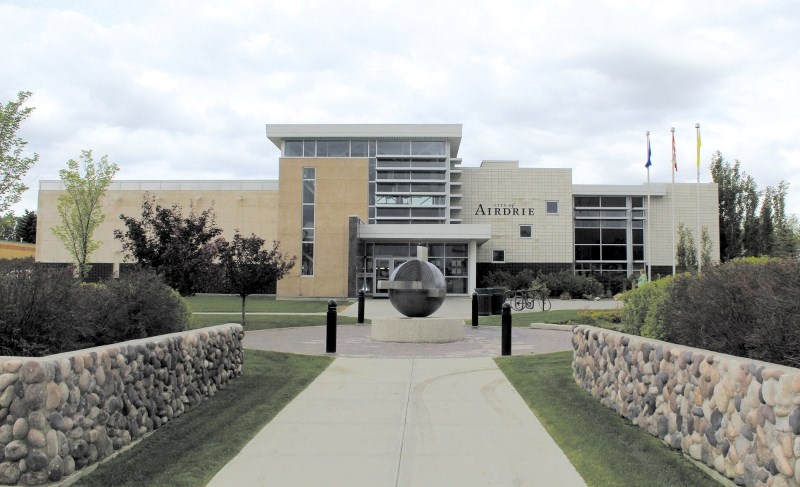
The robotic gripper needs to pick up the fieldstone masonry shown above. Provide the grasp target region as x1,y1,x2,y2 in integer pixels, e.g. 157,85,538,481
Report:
0,324,243,485
573,325,800,487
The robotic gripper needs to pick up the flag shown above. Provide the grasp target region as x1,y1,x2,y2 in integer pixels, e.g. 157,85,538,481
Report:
645,132,652,169
696,126,701,169
672,131,677,172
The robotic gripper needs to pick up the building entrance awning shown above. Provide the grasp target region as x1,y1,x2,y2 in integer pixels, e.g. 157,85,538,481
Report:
357,223,491,244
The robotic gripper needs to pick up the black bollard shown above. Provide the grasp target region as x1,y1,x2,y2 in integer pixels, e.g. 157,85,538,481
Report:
501,302,511,356
472,292,479,327
357,290,365,324
326,299,337,354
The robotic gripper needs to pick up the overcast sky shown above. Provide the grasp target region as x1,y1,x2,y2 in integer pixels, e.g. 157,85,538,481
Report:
2,0,799,217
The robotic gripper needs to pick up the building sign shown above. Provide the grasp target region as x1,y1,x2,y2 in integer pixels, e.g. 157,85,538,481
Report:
474,203,535,216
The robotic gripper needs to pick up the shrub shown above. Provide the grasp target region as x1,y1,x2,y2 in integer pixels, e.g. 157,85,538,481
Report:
663,259,800,367
481,269,535,290
0,258,80,355
78,270,189,346
621,259,800,368
0,260,190,356
539,270,603,298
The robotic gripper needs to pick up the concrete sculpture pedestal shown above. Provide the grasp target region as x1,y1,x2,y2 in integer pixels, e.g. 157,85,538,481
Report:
371,317,465,343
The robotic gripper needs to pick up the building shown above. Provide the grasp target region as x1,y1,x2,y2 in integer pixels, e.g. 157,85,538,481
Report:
35,124,720,297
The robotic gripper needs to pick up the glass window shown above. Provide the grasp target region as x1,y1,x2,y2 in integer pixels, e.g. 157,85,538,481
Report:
377,141,410,156
303,140,315,157
303,167,316,180
429,244,445,257
601,210,627,218
411,183,446,192
301,243,314,276
519,225,532,238
575,219,600,228
302,205,314,228
602,228,627,245
374,244,410,256
601,220,627,228
633,246,645,260
445,258,467,276
410,171,446,180
368,140,377,157
429,258,445,273
301,228,314,241
601,197,627,208
575,228,601,244
546,201,559,214
446,244,468,257
303,180,315,203
575,246,600,260
632,197,644,208
632,220,644,228
574,196,600,207
376,207,410,217
351,140,367,157
575,210,599,218
632,229,644,244
446,278,468,294
411,141,446,156
315,140,329,157
411,208,445,218
327,140,349,157
492,250,505,262
602,246,627,260
285,141,303,157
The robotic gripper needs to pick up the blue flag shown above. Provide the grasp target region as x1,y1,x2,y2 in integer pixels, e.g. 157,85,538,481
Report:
645,133,652,169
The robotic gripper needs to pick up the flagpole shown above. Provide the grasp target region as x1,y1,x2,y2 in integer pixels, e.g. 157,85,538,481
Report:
671,127,676,275
696,123,702,272
646,130,652,282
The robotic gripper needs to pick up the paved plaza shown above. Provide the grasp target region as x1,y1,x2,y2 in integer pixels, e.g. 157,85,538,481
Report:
208,297,615,485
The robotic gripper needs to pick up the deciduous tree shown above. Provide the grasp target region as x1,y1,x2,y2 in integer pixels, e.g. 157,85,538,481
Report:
0,91,39,213
0,212,15,241
218,231,295,326
115,194,223,296
676,223,697,273
52,150,119,280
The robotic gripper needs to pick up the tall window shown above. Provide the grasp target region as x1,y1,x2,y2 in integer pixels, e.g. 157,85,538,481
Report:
301,167,315,276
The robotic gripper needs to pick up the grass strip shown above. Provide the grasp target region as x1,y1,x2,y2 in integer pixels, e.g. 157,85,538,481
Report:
189,313,365,330
495,352,719,487
75,349,333,487
477,309,584,326
184,294,337,313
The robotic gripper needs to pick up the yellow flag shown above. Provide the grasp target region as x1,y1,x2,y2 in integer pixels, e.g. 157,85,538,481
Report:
696,127,702,169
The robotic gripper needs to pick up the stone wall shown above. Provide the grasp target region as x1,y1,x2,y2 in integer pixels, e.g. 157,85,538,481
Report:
0,324,243,485
572,325,800,487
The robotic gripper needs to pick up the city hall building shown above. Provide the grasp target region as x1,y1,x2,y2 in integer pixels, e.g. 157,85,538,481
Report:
35,124,720,298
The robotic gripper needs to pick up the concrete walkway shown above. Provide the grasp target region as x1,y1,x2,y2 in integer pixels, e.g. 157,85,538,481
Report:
207,357,586,487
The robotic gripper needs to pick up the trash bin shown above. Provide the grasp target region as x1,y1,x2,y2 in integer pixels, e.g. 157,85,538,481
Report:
474,288,492,316
490,288,507,315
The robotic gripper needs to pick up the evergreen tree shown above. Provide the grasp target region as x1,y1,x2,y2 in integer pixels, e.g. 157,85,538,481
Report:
676,223,698,272
771,181,795,258
758,187,774,256
741,176,760,256
14,209,36,243
710,151,745,261
701,226,713,270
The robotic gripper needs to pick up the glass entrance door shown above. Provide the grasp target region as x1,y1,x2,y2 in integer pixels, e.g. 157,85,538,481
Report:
373,258,408,296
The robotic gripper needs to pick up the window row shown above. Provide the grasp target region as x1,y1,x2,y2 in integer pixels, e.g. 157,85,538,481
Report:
376,171,447,181
575,245,644,261
376,195,446,206
574,196,645,208
375,182,447,193
575,228,644,245
284,140,446,158
301,168,315,276
574,219,644,228
376,207,447,218
376,159,447,168
359,242,467,258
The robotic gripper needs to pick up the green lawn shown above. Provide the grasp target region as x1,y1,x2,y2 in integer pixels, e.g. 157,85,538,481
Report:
183,294,340,313
190,313,365,330
495,352,719,487
75,349,333,487
476,309,584,326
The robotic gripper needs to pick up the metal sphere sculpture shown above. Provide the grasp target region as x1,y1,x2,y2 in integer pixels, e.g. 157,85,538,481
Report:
385,260,447,317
